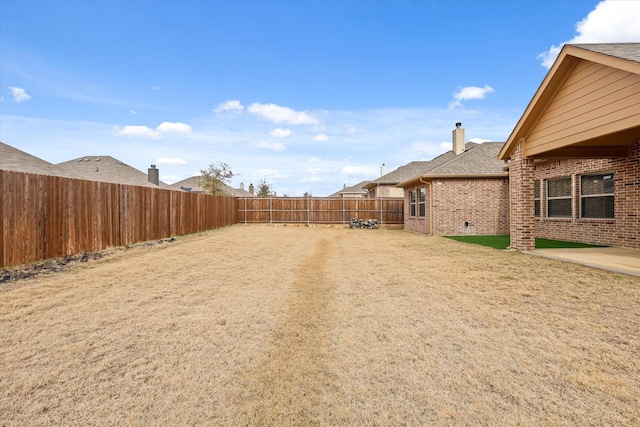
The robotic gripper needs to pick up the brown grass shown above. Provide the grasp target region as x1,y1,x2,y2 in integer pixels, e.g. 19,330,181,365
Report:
1,225,639,426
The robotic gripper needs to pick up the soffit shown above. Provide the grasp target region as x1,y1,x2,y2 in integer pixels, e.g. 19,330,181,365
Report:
499,43,640,160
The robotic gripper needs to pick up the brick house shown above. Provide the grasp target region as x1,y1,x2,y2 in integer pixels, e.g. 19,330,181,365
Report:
398,125,509,235
328,181,370,198
499,43,640,250
362,142,478,199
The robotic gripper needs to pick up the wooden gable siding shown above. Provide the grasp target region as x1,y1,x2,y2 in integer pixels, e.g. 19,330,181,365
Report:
525,59,640,157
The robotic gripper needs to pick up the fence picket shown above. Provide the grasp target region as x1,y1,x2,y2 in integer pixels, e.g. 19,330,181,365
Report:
1,171,404,268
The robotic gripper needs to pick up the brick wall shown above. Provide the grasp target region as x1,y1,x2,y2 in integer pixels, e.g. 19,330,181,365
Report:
368,185,403,198
403,177,509,236
509,142,536,251
533,140,640,249
404,184,431,234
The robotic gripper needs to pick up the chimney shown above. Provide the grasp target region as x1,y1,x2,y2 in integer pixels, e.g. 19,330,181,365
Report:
249,183,254,195
148,165,159,186
240,182,245,190
452,122,465,155
381,163,387,176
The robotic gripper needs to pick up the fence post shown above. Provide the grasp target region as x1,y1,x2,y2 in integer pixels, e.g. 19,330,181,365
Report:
270,197,273,224
244,197,247,224
380,198,384,225
307,197,310,226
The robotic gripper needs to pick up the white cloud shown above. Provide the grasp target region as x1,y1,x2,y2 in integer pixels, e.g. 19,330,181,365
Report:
468,137,491,143
129,110,137,115
9,86,31,103
342,165,378,176
157,121,192,134
214,100,244,113
251,169,288,179
307,167,331,175
312,134,329,142
161,175,182,184
114,121,192,139
114,125,160,138
538,0,640,68
270,128,292,137
449,85,495,109
156,157,188,165
247,102,318,124
440,141,452,151
152,85,160,91
253,141,286,151
298,176,323,183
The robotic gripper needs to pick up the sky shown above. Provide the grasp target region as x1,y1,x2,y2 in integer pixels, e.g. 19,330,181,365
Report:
1,0,639,196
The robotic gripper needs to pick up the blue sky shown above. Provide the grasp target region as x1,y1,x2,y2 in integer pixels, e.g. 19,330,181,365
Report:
2,0,639,196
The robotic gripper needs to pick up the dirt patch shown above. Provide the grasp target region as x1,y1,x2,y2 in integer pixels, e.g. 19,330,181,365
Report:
1,226,639,425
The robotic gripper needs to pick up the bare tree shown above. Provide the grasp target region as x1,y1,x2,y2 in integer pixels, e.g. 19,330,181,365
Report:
199,162,234,195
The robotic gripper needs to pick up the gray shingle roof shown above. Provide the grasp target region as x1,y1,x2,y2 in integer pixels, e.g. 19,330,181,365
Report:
169,176,253,196
572,43,640,63
365,142,479,188
328,180,370,197
57,156,170,188
0,142,81,178
425,142,506,176
169,176,206,192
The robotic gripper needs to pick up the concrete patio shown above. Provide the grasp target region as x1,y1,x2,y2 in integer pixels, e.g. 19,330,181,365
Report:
529,247,640,277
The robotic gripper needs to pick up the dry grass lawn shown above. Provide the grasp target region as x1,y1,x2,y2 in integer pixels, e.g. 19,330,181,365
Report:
1,225,639,426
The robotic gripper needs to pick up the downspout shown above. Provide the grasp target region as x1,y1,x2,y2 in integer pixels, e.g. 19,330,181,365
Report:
420,178,433,235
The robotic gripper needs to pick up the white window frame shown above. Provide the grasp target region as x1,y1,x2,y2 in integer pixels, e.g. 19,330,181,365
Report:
409,190,417,217
418,188,426,217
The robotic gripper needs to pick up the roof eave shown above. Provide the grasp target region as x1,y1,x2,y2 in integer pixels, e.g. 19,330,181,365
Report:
398,173,508,187
499,44,640,161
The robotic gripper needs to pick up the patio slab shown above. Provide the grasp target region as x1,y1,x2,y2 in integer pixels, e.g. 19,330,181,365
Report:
528,247,640,277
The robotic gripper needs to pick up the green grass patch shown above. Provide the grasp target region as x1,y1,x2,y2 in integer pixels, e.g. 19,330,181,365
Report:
443,235,605,250
444,235,511,249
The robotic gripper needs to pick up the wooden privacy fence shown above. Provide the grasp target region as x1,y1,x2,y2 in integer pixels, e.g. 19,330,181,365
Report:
237,197,404,225
1,170,237,268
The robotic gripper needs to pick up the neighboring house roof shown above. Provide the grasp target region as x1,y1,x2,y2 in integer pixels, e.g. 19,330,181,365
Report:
398,142,507,187
328,180,370,197
169,176,206,193
499,43,640,161
364,142,479,190
0,142,81,179
57,156,171,188
169,176,254,196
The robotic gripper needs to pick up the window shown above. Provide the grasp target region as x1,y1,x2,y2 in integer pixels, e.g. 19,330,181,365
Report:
547,177,571,218
418,188,426,217
534,180,541,218
409,190,417,217
581,173,614,219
